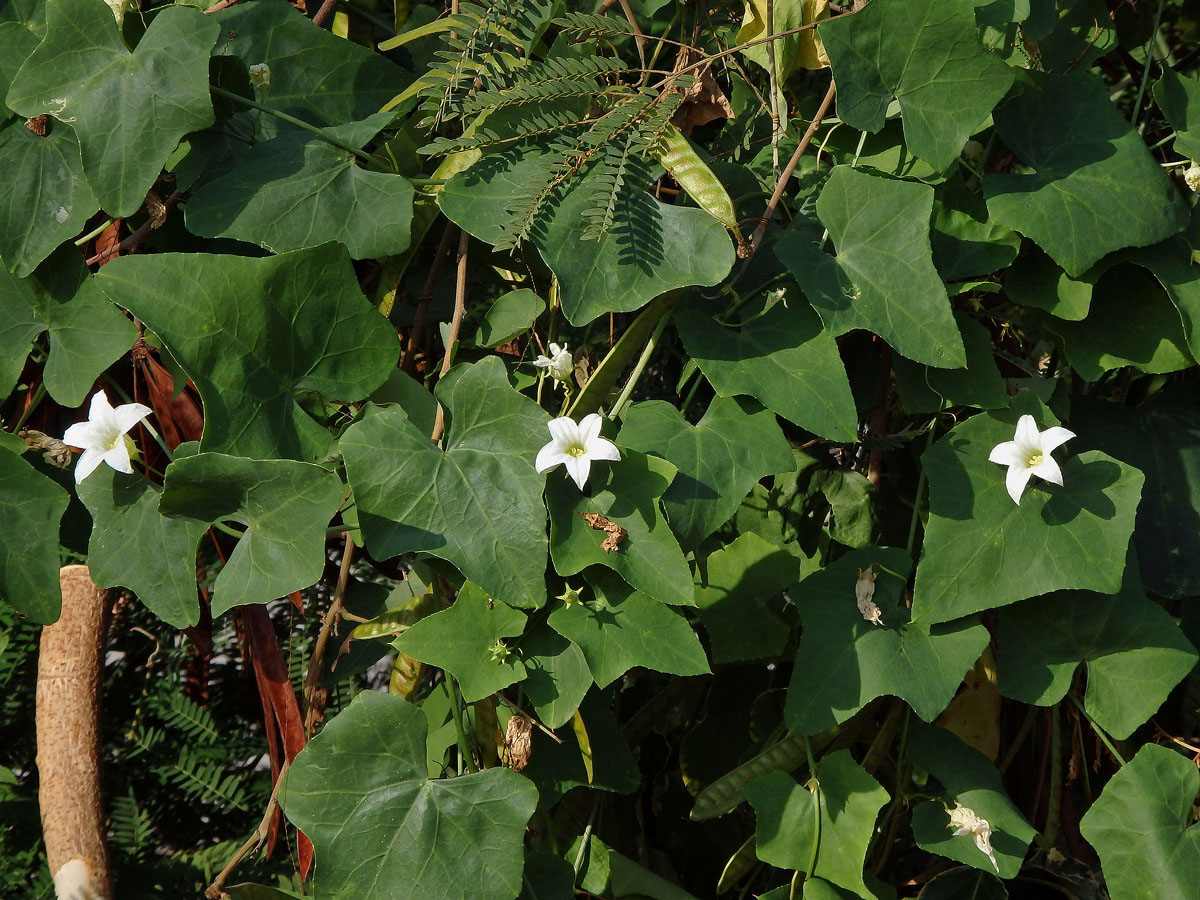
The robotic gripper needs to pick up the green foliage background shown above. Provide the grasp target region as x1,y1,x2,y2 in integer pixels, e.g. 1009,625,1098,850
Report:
2,0,1200,898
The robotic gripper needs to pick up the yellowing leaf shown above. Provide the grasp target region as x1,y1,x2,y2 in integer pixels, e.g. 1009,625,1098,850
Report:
737,0,829,75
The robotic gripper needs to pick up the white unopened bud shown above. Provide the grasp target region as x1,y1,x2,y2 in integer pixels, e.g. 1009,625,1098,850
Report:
249,64,272,90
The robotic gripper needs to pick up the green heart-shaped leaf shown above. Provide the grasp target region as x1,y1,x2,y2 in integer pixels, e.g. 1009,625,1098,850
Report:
184,114,415,259
0,447,68,623
280,690,538,900
1080,744,1200,900
820,0,1013,171
984,72,1188,278
785,548,989,734
777,167,966,368
78,467,208,629
341,357,550,608
912,395,1142,624
159,452,344,616
0,246,136,407
393,582,527,702
95,243,399,461
619,396,794,550
7,0,218,216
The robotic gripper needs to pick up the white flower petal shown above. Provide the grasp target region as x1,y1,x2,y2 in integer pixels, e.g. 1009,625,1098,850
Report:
547,417,577,444
74,448,105,483
62,421,100,449
1038,425,1075,454
1030,455,1064,486
113,402,152,435
534,356,552,368
103,441,134,475
564,454,590,490
536,443,570,474
987,440,1022,466
88,390,116,423
578,413,604,444
1013,414,1039,448
1005,464,1033,505
587,436,621,462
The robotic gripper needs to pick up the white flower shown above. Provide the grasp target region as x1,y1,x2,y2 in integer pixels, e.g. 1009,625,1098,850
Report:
1185,162,1200,192
534,342,573,388
987,414,1075,505
248,64,272,90
62,391,152,484
855,565,883,626
535,413,620,490
946,803,1000,873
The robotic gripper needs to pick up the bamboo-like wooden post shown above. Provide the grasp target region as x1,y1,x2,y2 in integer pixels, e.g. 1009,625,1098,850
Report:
36,566,112,900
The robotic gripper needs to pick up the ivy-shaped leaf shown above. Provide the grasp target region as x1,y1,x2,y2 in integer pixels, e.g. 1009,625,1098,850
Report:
894,314,1008,414
547,571,709,688
184,114,415,259
7,0,218,216
77,466,208,629
0,117,96,276
280,690,538,900
0,447,68,623
518,624,593,730
547,450,692,607
785,548,990,735
777,166,966,368
341,358,551,609
994,565,1197,739
744,751,890,900
906,724,1037,879
439,146,735,325
95,243,399,461
912,394,1143,625
1072,388,1200,599
1079,744,1200,900
619,397,794,550
392,583,528,702
692,532,801,664
1047,265,1194,381
159,452,344,617
674,298,858,442
212,0,409,140
983,72,1188,278
819,0,1014,170
0,246,136,407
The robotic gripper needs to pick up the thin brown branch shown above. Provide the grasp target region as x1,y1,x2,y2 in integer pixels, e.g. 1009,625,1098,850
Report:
744,79,836,258
402,223,459,375
429,230,470,443
302,533,354,737
204,760,290,900
85,191,185,266
312,0,337,27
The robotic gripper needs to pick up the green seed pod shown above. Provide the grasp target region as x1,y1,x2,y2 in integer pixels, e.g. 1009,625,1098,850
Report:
654,125,741,239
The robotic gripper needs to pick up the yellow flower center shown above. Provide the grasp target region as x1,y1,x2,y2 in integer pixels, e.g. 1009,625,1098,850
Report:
1025,450,1043,467
565,442,586,458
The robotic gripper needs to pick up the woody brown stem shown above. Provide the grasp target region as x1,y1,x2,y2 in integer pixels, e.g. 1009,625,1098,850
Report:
36,567,113,900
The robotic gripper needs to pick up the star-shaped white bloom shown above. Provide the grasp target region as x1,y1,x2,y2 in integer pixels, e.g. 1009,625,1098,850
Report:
535,413,620,490
987,414,1075,505
62,390,152,484
946,803,1000,873
534,342,573,389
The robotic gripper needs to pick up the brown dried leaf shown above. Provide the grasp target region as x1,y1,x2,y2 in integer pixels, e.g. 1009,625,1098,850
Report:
503,715,533,772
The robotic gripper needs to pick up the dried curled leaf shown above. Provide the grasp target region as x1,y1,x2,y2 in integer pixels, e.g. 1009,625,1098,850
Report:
578,511,628,552
20,430,71,468
503,714,533,772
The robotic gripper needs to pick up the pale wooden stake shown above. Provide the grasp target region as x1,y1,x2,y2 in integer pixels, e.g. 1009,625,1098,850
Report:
36,566,113,900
